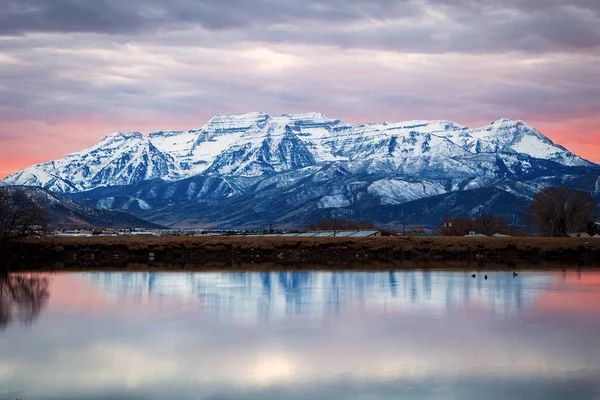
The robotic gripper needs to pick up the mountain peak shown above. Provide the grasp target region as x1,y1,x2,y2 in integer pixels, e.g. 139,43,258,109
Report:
279,112,329,121
486,119,552,137
204,112,271,132
102,131,144,141
205,112,334,128
482,118,547,140
491,118,519,124
208,112,270,122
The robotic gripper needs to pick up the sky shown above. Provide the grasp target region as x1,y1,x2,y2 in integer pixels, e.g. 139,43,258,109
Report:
1,0,600,178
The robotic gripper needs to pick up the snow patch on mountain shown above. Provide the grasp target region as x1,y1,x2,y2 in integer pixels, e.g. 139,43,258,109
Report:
96,197,116,209
368,179,447,205
317,194,352,209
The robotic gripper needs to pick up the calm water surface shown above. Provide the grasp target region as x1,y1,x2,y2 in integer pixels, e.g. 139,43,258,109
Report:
1,269,600,399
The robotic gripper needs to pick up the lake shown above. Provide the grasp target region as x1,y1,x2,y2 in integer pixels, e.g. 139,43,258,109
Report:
1,269,600,399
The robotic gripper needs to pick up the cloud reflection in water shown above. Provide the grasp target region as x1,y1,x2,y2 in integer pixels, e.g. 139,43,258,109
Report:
0,270,599,399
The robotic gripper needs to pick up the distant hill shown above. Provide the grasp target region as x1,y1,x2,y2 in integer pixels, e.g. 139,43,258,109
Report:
0,186,165,230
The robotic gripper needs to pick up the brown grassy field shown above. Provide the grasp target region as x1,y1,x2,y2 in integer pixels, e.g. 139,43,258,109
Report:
3,235,600,271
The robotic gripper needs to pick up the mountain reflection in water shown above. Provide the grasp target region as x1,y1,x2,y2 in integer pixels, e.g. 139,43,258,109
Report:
0,269,599,400
80,270,545,320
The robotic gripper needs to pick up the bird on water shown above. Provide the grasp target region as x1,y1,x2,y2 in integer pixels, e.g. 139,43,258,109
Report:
471,274,476,278
513,272,518,277
484,274,488,280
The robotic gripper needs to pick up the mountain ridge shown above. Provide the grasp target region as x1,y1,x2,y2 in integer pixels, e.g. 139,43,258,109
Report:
1,113,598,228
0,186,165,230
2,113,595,193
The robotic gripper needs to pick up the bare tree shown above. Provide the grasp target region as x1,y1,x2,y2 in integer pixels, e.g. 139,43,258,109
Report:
0,273,50,329
529,187,596,236
474,214,510,236
443,217,475,236
0,188,49,248
435,215,510,236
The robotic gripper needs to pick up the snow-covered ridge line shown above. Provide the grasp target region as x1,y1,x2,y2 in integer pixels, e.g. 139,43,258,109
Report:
0,112,595,195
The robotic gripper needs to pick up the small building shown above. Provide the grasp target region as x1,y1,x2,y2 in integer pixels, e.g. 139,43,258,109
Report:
567,233,591,238
465,231,486,237
348,230,381,237
130,231,156,237
55,231,93,237
259,230,382,238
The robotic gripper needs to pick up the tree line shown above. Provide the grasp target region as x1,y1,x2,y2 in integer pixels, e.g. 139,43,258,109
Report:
438,186,597,237
529,186,596,236
0,185,597,247
437,214,514,236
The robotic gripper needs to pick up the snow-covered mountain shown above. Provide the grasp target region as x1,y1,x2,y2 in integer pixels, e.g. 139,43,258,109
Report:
3,131,176,193
2,113,597,227
78,271,551,320
2,113,592,193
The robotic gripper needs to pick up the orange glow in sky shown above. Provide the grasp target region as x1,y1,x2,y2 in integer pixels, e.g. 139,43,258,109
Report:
1,115,599,180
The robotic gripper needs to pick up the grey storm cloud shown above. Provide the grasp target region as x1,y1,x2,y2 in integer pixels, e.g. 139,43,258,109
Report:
0,0,599,53
1,0,599,155
0,0,422,34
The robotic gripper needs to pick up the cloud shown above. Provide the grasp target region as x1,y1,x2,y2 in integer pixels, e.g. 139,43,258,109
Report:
2,37,599,122
0,0,599,174
2,271,600,398
0,0,421,35
1,0,599,53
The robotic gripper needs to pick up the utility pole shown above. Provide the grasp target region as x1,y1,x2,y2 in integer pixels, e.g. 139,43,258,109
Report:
333,214,337,237
330,208,352,238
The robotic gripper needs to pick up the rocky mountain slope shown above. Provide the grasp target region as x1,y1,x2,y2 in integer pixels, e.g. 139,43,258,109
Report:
0,186,164,229
2,113,598,228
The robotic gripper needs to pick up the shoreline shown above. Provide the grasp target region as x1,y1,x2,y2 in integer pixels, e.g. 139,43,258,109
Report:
8,263,600,274
3,236,600,271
